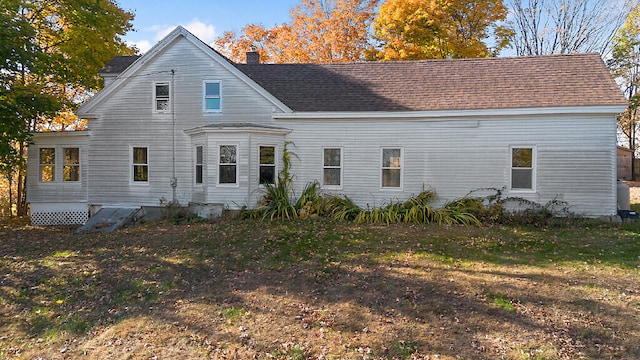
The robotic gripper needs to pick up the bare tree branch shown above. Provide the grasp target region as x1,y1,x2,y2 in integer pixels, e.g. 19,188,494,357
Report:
508,0,632,56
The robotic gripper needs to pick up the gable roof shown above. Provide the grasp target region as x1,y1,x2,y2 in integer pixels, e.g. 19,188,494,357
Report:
78,26,291,117
235,54,627,112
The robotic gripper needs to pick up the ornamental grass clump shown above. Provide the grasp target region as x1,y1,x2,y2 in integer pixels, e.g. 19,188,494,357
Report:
350,190,481,226
248,142,480,226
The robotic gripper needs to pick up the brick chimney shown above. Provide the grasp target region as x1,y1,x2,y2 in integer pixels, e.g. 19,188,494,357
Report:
246,47,260,64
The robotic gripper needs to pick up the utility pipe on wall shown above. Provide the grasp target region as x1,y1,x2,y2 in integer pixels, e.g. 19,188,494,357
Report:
170,69,177,203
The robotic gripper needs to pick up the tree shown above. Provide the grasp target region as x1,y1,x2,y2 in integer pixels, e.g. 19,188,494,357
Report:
215,0,379,63
508,0,631,56
215,24,292,64
0,0,134,216
609,4,640,179
369,0,511,60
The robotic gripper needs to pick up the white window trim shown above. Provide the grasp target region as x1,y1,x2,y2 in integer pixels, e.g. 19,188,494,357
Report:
218,144,238,187
322,146,343,190
38,147,56,183
509,145,537,193
130,145,149,185
153,82,170,113
258,145,277,186
380,147,404,190
62,147,81,182
37,146,84,184
203,80,222,113
194,144,205,186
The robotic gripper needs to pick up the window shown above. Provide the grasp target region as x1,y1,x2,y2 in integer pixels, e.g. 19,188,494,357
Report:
204,81,221,111
39,148,55,182
323,148,342,188
154,83,170,112
511,147,535,190
219,145,237,184
381,148,402,188
63,148,80,182
259,146,275,184
195,146,204,184
132,147,148,182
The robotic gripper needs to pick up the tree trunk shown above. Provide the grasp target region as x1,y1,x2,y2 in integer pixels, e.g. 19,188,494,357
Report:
8,175,13,217
16,141,28,217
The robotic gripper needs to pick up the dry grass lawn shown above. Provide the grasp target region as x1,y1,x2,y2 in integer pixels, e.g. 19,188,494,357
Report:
1,216,639,359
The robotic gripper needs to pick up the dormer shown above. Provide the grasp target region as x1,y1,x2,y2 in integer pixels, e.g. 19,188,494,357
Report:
98,55,140,87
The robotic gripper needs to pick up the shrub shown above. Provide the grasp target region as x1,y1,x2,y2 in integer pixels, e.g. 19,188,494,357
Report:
162,202,201,225
249,142,299,220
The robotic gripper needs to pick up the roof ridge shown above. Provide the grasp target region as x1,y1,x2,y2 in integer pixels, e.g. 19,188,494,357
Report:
235,52,602,67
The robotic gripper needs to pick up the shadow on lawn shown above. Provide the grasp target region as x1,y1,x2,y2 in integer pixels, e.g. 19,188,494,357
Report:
0,218,639,358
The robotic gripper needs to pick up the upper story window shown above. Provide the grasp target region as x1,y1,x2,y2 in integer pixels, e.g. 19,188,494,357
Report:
39,148,55,182
259,146,275,185
511,146,535,191
204,81,221,112
132,147,148,182
219,145,237,185
154,83,170,112
381,148,402,189
63,148,80,182
323,147,342,188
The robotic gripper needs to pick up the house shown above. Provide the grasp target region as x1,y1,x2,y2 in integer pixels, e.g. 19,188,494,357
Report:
26,26,628,225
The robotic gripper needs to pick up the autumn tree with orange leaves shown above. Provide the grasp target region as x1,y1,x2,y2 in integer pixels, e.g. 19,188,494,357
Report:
215,0,378,63
369,0,512,60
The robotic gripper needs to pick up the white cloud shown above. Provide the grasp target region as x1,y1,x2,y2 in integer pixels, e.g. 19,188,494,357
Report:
128,39,153,54
130,19,217,54
183,19,217,44
151,19,217,44
150,24,176,42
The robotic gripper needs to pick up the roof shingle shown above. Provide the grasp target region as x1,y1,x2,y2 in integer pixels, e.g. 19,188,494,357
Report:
235,54,627,112
99,55,140,74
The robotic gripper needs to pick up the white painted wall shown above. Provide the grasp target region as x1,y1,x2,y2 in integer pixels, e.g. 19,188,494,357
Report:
27,132,89,204
81,36,281,208
280,114,618,217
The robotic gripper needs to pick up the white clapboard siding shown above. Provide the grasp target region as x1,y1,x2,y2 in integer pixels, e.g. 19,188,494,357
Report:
83,36,280,208
26,132,89,204
280,114,617,216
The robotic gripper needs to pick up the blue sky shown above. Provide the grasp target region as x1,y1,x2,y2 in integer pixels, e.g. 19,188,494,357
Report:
117,0,300,53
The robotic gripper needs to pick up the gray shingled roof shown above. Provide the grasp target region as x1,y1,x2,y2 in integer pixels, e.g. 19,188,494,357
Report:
235,54,627,112
99,55,140,74
100,52,626,112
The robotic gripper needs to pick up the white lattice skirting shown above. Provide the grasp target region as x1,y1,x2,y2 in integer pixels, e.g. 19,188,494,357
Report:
30,203,88,225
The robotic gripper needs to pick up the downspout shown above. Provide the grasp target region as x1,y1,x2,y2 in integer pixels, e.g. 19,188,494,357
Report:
248,133,252,206
170,69,177,203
